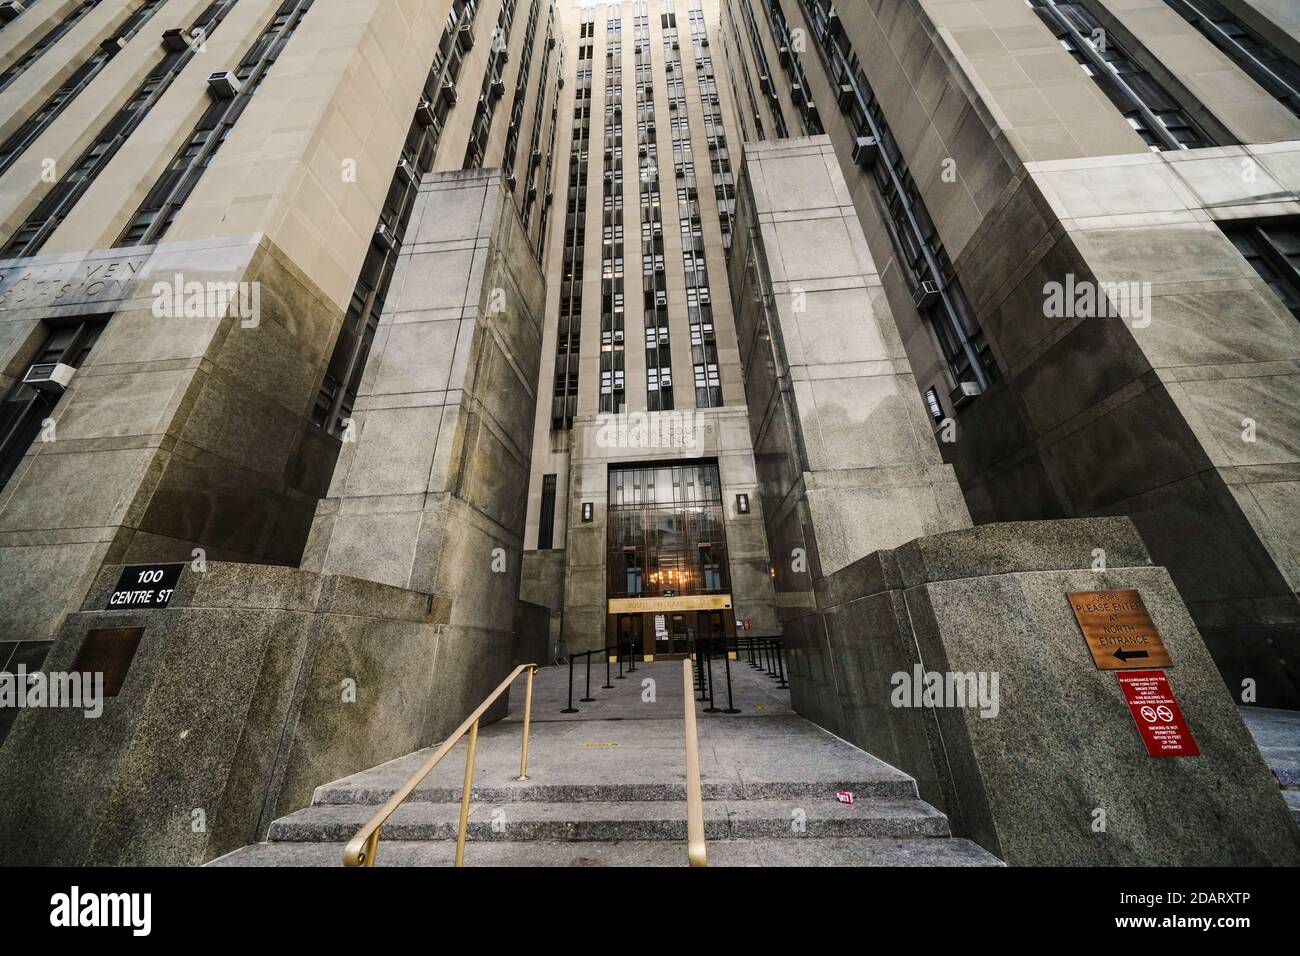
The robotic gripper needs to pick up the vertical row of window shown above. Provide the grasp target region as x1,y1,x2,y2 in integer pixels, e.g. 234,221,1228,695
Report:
552,12,593,431
599,12,625,415
0,0,169,176
114,0,317,247
1027,0,1214,150
0,0,101,95
797,0,998,404
313,0,483,437
465,0,519,169
637,8,674,411
666,1,721,408
731,0,786,138
533,20,562,258
501,0,541,187
1162,0,1300,119
718,0,764,143
689,0,735,255
3,0,242,259
759,0,823,136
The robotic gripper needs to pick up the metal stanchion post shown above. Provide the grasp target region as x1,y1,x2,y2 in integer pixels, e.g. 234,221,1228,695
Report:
561,654,578,713
580,652,595,702
703,644,720,713
775,640,789,689
603,649,614,689
722,646,740,714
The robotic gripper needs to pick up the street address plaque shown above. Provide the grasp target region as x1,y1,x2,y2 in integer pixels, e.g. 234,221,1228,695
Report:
105,563,185,611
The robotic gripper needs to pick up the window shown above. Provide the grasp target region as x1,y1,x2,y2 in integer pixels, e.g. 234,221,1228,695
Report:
606,462,729,599
0,319,106,491
1222,220,1300,320
1162,0,1300,118
538,474,557,549
1028,0,1214,151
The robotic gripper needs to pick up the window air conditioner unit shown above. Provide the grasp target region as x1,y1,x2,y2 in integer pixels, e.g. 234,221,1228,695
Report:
530,147,542,167
828,10,844,40
778,45,791,67
100,35,128,54
547,36,556,50
950,380,983,408
490,78,506,99
161,27,190,51
23,362,75,393
837,83,855,112
759,74,772,95
207,71,241,99
440,77,457,105
505,173,517,191
527,184,538,200
545,189,554,206
851,135,879,169
0,2,27,25
456,23,474,51
415,98,436,127
373,222,397,252
396,158,416,184
498,50,509,66
912,279,941,310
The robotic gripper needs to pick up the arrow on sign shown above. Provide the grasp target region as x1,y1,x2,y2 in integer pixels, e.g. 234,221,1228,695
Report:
1112,647,1150,662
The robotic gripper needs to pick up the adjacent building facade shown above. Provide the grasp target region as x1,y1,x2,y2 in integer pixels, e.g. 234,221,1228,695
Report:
718,0,1300,706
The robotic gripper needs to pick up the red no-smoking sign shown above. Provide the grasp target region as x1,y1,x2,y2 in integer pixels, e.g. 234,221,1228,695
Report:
1115,670,1199,757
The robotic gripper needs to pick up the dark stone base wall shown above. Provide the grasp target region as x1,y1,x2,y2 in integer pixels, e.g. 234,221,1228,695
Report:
785,516,1300,866
0,562,523,866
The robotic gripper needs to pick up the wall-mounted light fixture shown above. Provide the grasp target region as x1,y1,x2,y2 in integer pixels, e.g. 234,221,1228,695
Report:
924,387,945,424
581,502,594,522
736,493,750,515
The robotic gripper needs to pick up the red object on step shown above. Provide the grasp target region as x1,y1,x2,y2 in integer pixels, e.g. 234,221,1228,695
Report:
835,790,854,805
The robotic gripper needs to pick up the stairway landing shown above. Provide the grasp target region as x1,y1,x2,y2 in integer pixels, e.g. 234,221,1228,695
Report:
211,658,1002,866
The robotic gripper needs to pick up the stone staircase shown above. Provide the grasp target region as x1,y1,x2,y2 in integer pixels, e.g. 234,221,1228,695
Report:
1240,706,1300,826
210,662,1001,867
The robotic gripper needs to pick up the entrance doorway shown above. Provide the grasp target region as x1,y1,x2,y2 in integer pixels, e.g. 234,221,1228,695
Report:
616,613,643,658
606,608,735,660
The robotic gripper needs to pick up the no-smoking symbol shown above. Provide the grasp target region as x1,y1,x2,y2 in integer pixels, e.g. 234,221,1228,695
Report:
1140,704,1174,723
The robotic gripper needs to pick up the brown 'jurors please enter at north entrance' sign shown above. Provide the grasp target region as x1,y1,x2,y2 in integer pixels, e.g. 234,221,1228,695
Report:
1067,589,1172,670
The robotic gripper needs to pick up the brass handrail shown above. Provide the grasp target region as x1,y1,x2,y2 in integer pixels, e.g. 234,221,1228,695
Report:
682,658,707,867
342,663,538,867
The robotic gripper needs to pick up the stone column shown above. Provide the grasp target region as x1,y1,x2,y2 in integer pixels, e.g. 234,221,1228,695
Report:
729,137,971,612
303,169,545,645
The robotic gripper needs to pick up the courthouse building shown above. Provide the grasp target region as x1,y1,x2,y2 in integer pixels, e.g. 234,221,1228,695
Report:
0,0,1297,864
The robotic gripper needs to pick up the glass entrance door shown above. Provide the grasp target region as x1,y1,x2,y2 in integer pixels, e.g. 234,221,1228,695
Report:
617,613,643,659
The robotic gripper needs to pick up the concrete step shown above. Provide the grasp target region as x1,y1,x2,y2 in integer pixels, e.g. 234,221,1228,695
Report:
210,836,1003,867
267,798,951,843
311,777,919,806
